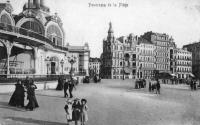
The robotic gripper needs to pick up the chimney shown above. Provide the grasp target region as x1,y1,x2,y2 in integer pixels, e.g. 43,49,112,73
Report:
33,0,40,8
40,0,45,7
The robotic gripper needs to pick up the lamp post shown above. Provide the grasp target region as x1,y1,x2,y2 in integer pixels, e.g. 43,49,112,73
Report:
68,55,77,79
122,58,125,80
60,59,64,74
45,56,50,76
122,44,125,80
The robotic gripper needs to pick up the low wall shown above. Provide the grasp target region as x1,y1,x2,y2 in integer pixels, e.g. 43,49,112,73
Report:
0,81,58,93
0,76,85,93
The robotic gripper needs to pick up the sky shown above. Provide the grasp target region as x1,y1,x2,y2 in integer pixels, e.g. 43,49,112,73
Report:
5,0,200,57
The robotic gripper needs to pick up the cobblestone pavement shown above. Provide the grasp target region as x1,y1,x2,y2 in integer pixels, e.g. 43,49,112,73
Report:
0,79,200,125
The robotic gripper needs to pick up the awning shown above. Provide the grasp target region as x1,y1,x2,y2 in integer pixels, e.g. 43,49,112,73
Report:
124,67,132,74
171,74,176,77
158,72,173,79
189,73,195,77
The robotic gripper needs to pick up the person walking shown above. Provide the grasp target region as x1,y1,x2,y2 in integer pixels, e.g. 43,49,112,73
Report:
64,79,69,98
9,79,25,107
149,81,152,92
156,79,160,94
25,79,39,111
80,99,88,125
69,78,76,98
56,76,64,90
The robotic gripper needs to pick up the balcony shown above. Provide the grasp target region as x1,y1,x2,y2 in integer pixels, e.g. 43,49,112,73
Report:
0,23,67,51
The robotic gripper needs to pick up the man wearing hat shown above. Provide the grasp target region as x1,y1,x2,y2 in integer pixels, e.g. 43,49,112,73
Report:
69,77,76,98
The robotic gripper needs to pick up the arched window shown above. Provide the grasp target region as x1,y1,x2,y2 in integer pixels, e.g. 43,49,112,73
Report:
20,21,43,35
47,25,62,46
1,14,12,24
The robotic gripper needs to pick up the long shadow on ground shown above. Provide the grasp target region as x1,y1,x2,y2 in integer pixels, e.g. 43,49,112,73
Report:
4,116,66,125
0,101,26,112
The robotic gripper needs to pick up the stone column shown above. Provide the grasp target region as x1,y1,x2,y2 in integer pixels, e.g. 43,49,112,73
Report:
4,40,13,75
33,47,39,75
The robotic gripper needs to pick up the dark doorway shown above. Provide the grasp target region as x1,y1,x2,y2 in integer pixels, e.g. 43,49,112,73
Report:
51,62,56,74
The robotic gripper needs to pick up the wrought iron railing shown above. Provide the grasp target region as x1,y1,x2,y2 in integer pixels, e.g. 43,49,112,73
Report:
0,74,70,83
0,22,67,51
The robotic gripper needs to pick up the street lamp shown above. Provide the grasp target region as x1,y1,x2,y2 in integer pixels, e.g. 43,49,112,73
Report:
60,59,64,74
122,58,125,80
45,56,50,76
68,55,77,79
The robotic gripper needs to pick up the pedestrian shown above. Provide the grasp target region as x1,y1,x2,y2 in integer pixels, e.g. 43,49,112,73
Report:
72,98,81,125
149,81,152,92
8,79,25,107
64,99,73,125
194,80,197,90
25,79,39,111
156,79,160,94
64,79,69,98
56,76,64,90
23,76,30,88
190,80,194,90
80,99,88,125
69,78,76,98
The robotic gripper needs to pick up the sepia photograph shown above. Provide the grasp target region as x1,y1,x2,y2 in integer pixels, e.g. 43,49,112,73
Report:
0,0,200,125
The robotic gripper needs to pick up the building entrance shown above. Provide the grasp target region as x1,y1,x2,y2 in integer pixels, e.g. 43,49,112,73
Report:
51,62,56,74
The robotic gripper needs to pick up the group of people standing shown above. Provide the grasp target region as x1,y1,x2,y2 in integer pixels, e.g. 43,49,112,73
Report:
56,76,76,98
135,79,146,89
190,79,198,91
64,98,89,125
149,79,161,94
8,77,39,111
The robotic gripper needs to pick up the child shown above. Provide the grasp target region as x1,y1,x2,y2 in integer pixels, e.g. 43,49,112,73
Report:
64,99,73,125
80,98,88,125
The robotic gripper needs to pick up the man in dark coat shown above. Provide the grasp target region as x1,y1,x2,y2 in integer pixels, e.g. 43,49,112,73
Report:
25,80,39,111
149,81,152,92
156,79,160,94
64,79,69,98
69,78,76,98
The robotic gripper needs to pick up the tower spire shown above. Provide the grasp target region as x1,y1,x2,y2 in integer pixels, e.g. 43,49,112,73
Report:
107,22,114,41
108,22,113,33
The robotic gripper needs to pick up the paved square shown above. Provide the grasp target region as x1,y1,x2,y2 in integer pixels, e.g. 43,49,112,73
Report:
0,80,200,125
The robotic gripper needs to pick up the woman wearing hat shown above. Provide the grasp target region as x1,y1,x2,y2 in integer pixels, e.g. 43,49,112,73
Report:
80,98,88,125
72,98,81,125
64,99,73,125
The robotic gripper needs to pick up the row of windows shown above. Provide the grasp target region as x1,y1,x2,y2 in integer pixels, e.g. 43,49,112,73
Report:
139,63,155,69
156,58,169,63
89,65,100,69
139,56,155,62
155,40,169,46
112,45,134,51
176,61,192,66
153,35,169,41
176,67,192,72
139,44,154,48
175,56,192,60
89,62,100,66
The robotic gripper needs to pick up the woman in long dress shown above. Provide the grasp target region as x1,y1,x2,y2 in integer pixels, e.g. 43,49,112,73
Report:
72,98,81,125
64,99,73,125
80,99,88,125
8,79,25,107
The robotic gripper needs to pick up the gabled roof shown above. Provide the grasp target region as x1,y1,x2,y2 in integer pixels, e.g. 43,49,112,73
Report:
138,37,152,44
